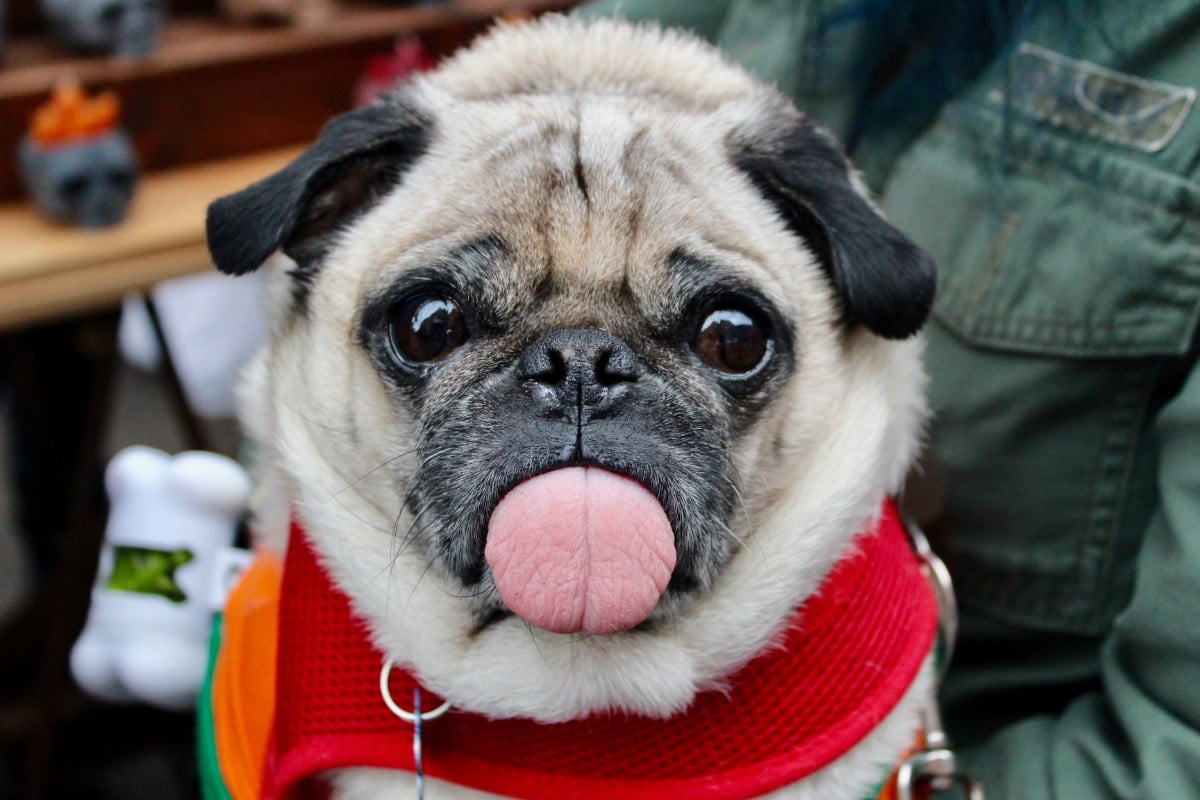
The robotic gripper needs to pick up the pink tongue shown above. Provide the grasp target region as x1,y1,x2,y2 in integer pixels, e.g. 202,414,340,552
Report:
485,467,676,635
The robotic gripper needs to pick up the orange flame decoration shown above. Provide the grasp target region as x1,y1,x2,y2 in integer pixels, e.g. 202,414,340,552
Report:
30,81,122,147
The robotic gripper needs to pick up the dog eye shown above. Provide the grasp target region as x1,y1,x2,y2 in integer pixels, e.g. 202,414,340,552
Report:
388,293,468,365
693,307,772,375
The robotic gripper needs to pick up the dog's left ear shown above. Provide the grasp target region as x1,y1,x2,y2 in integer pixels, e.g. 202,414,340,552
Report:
206,101,430,277
732,119,936,340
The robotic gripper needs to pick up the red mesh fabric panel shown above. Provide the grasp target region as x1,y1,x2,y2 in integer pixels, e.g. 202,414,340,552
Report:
269,501,937,800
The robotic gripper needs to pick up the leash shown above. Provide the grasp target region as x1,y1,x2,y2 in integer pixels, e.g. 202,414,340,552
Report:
379,660,453,800
897,516,985,800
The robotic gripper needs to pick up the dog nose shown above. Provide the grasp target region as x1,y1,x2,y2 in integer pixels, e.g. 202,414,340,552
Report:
517,328,641,417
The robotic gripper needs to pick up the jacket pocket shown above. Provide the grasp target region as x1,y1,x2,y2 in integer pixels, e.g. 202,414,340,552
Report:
882,99,1200,634
887,100,1200,360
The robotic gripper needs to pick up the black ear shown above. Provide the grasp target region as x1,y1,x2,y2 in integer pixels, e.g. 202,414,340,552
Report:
206,101,431,277
732,120,936,340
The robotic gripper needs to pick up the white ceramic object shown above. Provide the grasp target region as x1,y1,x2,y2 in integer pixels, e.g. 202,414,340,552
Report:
70,446,251,711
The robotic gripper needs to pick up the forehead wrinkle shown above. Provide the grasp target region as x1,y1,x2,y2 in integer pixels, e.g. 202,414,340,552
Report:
470,101,568,169
698,236,770,267
539,114,714,318
466,105,737,323
540,103,629,288
550,107,679,294
621,120,709,196
614,125,651,295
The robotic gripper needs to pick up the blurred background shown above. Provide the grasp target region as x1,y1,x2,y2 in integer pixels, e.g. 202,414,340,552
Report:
0,1,576,797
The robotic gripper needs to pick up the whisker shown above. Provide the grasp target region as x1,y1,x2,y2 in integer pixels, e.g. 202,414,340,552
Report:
442,585,492,599
721,452,756,532
317,486,396,537
278,396,348,436
715,516,751,554
402,559,440,618
524,620,551,665
329,445,422,498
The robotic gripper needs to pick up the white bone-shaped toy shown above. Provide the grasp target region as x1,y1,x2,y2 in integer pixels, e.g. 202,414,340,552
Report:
70,446,251,711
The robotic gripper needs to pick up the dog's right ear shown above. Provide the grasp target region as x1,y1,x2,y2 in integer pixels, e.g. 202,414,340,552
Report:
206,101,431,277
731,117,936,340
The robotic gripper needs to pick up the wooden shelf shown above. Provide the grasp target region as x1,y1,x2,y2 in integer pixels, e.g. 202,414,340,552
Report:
0,1,577,203
0,1,571,95
0,1,580,330
0,147,301,332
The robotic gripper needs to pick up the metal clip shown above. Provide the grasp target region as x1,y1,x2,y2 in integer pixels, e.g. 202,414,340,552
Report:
897,514,986,800
896,689,986,799
903,514,958,681
896,746,986,800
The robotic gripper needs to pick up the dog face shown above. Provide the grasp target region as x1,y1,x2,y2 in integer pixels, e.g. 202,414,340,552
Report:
362,238,780,626
207,17,933,721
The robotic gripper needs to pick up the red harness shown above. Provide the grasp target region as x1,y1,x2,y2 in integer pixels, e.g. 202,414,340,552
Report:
265,501,936,799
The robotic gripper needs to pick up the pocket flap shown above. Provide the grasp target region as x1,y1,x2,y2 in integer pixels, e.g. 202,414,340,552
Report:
883,102,1200,359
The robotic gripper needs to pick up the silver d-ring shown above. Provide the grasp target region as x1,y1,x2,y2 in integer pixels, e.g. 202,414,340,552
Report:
379,659,453,723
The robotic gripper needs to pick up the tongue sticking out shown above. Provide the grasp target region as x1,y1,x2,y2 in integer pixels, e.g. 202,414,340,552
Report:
485,467,676,635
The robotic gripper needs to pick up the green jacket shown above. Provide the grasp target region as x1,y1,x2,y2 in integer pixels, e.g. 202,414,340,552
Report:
583,2,1200,797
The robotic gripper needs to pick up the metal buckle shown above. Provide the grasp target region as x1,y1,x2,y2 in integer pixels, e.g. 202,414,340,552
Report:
896,746,986,800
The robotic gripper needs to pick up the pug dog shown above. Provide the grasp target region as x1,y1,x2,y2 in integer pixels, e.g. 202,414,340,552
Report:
206,16,937,800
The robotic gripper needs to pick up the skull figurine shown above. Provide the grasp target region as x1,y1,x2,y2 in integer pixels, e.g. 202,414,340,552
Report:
41,0,166,58
18,131,139,228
